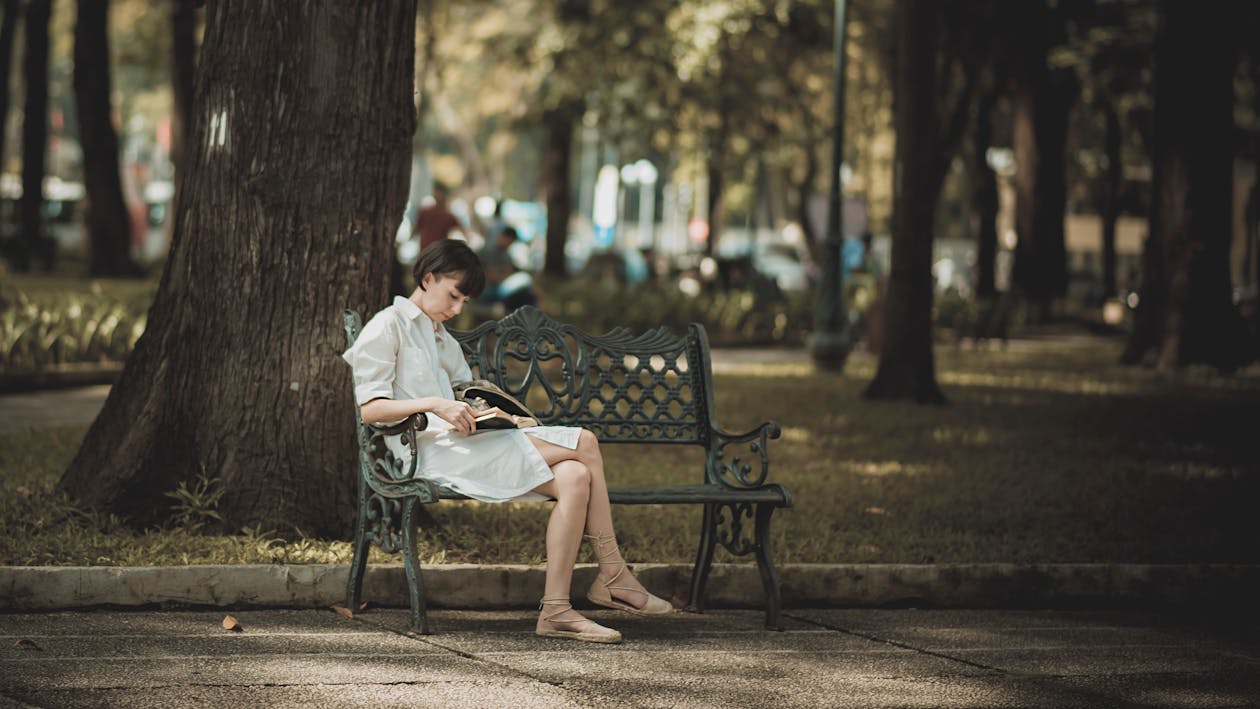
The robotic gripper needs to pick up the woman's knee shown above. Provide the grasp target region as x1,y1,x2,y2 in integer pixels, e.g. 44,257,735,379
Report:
552,460,591,501
577,429,601,460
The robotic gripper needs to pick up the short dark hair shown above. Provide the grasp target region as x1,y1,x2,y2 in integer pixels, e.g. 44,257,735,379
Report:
413,239,486,297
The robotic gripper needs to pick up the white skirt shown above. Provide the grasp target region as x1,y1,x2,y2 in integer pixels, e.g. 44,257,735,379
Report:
384,425,582,502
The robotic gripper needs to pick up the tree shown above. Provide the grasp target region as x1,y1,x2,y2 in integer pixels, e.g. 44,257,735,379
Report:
0,0,19,179
74,0,138,277
169,0,199,244
540,96,581,277
864,0,989,402
863,0,947,404
59,1,419,535
1057,0,1157,301
1121,0,1253,371
16,0,51,272
1008,0,1079,318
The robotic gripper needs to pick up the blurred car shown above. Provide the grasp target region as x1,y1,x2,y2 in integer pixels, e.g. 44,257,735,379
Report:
715,235,810,292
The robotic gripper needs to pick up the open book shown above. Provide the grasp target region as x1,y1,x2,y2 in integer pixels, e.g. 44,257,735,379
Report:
453,380,540,433
471,406,540,433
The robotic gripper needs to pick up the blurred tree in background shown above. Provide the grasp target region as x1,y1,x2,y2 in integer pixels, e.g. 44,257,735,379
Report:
74,0,136,277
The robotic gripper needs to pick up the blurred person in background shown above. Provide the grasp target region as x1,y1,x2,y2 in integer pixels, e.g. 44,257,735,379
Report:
414,185,465,251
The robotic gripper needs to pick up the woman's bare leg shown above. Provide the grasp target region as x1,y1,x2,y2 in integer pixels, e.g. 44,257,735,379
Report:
527,431,653,608
530,460,594,627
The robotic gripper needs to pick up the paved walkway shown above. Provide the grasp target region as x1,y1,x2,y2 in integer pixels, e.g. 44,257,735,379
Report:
2,607,1257,707
0,385,112,434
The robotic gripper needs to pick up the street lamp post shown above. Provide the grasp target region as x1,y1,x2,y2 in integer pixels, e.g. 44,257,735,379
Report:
809,0,852,371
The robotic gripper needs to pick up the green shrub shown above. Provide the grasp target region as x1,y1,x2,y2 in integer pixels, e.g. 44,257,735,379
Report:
0,282,152,372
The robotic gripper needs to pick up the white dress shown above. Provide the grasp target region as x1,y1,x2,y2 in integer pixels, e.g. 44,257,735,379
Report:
342,296,581,502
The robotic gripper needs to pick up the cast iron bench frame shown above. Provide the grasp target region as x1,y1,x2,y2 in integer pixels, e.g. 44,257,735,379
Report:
342,305,791,633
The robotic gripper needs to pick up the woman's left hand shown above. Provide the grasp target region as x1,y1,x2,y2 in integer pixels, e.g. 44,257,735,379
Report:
432,398,477,434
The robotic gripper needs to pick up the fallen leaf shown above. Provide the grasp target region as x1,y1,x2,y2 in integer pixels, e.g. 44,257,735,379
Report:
222,614,243,632
331,604,354,619
359,601,369,611
14,638,42,651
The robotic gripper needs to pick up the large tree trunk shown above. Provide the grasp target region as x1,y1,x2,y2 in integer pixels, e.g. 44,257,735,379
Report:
1122,0,1251,371
169,0,197,249
59,1,418,536
969,88,1000,299
1009,3,1074,319
16,0,50,272
542,101,579,278
74,0,137,277
1100,99,1121,299
705,139,725,258
863,0,944,404
0,0,19,178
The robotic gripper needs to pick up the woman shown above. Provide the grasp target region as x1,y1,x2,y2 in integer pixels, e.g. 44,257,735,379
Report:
342,239,672,644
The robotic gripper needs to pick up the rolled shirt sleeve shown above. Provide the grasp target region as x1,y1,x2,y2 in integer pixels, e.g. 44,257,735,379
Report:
342,315,400,406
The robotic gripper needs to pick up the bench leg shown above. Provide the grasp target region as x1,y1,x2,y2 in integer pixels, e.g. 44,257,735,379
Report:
400,498,431,635
688,503,719,612
345,478,371,614
754,503,783,630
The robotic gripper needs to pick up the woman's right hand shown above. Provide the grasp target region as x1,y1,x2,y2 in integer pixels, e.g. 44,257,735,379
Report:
432,398,477,435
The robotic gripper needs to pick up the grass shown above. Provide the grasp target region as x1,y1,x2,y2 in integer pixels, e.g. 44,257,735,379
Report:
3,335,1258,568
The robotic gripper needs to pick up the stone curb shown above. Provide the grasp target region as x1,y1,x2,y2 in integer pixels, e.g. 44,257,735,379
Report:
3,563,1257,611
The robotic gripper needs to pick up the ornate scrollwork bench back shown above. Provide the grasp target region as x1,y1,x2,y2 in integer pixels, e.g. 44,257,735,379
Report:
342,305,790,634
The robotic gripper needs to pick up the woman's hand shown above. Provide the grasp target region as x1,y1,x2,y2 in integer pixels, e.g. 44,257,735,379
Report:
432,398,477,435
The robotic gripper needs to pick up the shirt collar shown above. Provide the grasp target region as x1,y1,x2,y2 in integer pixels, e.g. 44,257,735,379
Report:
393,295,441,332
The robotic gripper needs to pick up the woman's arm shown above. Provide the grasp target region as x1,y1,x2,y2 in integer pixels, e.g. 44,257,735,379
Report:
360,396,478,435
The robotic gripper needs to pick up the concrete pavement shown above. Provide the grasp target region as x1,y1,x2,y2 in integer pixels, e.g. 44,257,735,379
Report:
2,607,1258,707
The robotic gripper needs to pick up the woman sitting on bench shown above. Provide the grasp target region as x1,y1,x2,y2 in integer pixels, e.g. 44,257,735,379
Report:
342,239,672,644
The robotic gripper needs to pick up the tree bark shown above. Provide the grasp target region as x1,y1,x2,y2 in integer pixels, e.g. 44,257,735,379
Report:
542,101,579,278
863,0,944,404
1122,0,1252,371
75,0,137,277
793,146,821,268
1100,99,1121,299
1009,3,1074,319
16,0,51,272
969,88,999,299
169,0,198,249
59,0,419,536
705,147,724,258
0,0,20,181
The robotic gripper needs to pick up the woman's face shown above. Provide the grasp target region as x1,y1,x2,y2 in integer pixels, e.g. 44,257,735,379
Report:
418,272,471,323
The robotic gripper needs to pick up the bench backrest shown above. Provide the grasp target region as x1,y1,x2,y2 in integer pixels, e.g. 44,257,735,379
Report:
451,306,713,446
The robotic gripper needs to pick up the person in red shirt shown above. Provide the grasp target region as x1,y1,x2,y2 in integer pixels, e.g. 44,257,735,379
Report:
413,185,465,251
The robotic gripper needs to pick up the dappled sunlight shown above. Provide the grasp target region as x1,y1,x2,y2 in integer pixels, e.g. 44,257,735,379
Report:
938,370,1147,396
840,459,936,477
1148,461,1246,480
778,425,812,443
716,361,813,378
930,426,1003,446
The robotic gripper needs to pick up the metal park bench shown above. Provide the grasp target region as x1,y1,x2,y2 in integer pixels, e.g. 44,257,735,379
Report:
342,305,791,633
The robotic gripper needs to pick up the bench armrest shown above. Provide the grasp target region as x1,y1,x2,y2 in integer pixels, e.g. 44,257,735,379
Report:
706,420,781,488
357,415,444,502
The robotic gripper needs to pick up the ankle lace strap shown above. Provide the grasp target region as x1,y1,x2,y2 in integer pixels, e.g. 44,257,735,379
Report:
583,532,622,564
539,594,577,620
